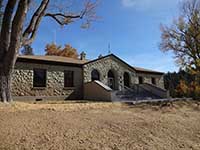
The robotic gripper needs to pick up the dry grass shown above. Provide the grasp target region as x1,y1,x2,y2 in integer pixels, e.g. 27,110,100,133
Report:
0,100,200,150
0,101,119,112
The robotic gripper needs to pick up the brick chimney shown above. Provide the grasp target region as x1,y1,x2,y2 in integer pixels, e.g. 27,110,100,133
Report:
80,51,86,60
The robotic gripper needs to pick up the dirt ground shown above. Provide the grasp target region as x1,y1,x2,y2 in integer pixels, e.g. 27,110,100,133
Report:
0,100,200,150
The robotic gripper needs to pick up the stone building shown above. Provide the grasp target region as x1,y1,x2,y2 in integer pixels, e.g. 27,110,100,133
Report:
12,53,168,101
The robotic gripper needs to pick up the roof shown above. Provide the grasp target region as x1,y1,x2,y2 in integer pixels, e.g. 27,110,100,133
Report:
17,54,164,75
133,66,164,75
85,54,136,72
85,54,164,75
17,55,88,66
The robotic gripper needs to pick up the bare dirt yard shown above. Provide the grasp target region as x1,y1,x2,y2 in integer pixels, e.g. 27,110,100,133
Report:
0,100,200,150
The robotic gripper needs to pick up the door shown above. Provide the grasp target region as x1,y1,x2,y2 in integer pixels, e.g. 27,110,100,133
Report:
108,78,115,89
108,70,115,89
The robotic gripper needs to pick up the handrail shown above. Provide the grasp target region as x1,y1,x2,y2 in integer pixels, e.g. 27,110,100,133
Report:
139,83,169,98
124,86,135,92
138,84,159,97
143,83,167,92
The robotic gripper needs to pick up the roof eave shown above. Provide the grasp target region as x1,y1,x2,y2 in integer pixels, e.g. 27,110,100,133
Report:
135,70,164,75
16,57,83,67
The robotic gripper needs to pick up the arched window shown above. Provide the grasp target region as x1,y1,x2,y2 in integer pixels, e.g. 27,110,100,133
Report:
124,72,130,87
91,69,100,81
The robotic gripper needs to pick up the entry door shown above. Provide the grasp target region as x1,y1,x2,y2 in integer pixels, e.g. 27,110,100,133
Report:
108,78,114,89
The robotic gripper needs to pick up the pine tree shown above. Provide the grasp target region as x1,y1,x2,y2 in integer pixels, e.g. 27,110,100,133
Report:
21,45,34,55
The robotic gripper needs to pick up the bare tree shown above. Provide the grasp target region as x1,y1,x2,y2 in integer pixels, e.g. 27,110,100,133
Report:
0,0,98,102
160,0,200,71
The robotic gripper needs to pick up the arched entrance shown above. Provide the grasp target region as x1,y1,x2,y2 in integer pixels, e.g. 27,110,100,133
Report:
107,70,115,89
91,69,100,81
124,72,130,87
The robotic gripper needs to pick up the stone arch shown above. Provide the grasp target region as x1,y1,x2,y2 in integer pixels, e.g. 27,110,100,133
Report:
123,72,130,87
91,69,100,81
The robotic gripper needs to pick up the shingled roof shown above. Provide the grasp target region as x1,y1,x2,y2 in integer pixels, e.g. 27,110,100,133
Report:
17,54,164,74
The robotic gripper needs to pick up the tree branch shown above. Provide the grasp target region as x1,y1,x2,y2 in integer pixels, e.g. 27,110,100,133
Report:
23,0,97,46
44,12,84,26
45,13,82,19
44,0,98,26
23,0,49,39
23,2,49,46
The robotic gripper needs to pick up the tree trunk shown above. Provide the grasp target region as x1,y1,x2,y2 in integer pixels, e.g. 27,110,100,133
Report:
0,68,12,102
0,0,30,103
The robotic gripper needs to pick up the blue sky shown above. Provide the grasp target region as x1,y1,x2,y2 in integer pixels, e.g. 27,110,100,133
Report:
32,0,183,73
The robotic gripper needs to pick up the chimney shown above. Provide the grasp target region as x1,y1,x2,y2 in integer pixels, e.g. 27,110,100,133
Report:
80,51,86,60
98,54,103,58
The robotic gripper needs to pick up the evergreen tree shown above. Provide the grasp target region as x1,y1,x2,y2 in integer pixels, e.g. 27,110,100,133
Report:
21,45,34,55
164,70,195,97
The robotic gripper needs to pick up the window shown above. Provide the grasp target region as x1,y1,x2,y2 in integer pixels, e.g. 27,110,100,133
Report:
152,77,156,85
64,71,74,87
91,69,100,81
124,72,130,87
139,76,143,84
33,69,46,87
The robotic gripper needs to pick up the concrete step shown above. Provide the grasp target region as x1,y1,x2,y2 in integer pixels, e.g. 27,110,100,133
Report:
114,88,161,101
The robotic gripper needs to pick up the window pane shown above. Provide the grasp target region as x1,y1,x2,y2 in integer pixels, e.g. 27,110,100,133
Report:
64,71,74,87
33,69,46,87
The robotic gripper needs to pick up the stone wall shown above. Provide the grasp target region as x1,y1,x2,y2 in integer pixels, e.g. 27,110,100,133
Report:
12,62,83,99
83,56,137,90
12,55,165,100
83,56,165,90
135,73,164,89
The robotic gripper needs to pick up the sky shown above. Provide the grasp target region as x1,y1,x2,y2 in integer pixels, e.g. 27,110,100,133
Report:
31,0,183,73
